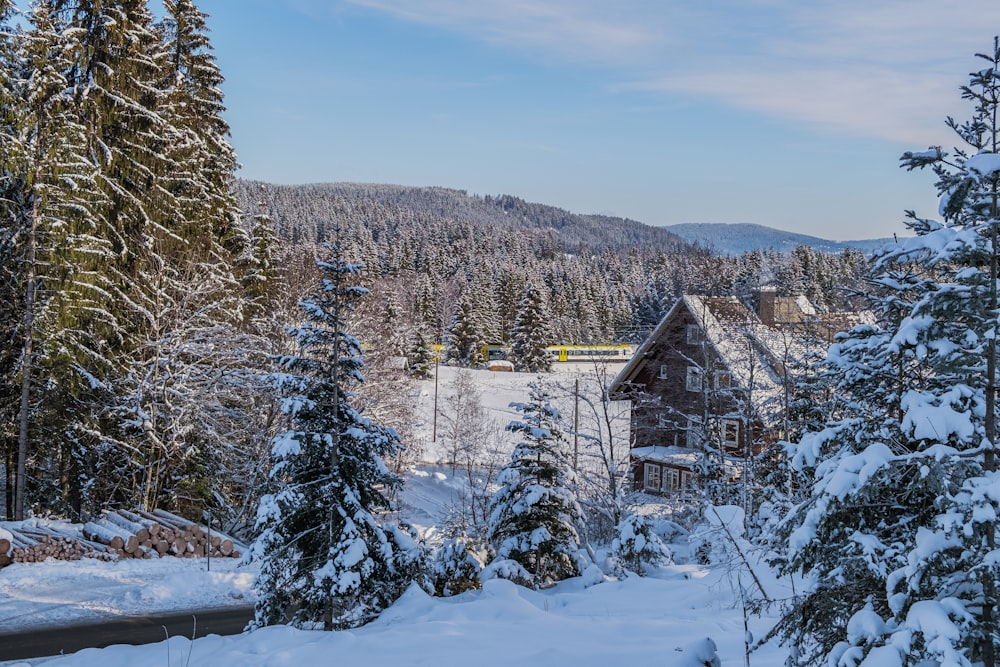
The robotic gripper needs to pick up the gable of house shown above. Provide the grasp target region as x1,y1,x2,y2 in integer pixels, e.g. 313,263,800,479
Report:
611,293,831,497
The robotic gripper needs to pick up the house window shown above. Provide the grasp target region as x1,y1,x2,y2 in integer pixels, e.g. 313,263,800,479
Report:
680,471,693,490
714,370,732,390
658,364,669,379
686,366,703,392
657,413,671,429
686,325,702,345
664,468,680,491
721,419,740,447
685,417,702,448
644,463,661,492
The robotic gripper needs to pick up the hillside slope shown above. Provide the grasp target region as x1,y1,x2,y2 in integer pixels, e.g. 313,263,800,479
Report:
664,222,894,255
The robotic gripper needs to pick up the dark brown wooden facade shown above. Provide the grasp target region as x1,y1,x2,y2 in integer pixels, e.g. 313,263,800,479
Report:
609,296,784,496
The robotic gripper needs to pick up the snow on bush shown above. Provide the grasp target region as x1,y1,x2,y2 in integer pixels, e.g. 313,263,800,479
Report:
431,537,484,596
611,512,673,575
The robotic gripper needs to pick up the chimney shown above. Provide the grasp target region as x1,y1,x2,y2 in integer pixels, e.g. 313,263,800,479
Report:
758,288,777,326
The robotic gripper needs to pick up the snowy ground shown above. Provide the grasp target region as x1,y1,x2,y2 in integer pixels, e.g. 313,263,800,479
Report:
410,363,631,465
3,568,790,667
0,363,792,666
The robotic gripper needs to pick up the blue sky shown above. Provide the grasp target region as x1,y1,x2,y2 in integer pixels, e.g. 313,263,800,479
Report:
198,0,1000,241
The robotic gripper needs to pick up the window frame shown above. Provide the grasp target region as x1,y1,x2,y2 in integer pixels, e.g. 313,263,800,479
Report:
643,463,661,492
721,418,740,447
686,366,703,392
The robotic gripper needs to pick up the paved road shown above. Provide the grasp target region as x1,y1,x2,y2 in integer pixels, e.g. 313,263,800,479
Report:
0,605,255,662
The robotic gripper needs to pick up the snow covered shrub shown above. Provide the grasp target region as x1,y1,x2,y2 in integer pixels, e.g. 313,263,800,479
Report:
679,637,722,667
690,505,745,566
611,513,673,575
480,558,536,588
388,523,432,593
431,537,484,596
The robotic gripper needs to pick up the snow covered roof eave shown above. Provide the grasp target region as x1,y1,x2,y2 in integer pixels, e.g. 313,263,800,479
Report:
608,297,688,399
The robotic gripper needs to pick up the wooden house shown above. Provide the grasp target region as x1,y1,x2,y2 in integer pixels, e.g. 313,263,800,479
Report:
608,292,822,497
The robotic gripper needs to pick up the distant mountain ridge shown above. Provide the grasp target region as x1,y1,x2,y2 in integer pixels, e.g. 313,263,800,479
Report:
663,223,895,255
236,181,692,256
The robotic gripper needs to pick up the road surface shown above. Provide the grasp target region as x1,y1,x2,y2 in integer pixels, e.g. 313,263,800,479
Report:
0,605,254,662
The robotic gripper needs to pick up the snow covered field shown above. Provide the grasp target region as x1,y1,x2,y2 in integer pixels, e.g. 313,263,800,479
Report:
0,364,790,666
0,531,790,667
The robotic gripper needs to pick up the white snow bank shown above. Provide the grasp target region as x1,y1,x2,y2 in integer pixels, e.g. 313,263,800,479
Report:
0,556,254,633
9,566,787,667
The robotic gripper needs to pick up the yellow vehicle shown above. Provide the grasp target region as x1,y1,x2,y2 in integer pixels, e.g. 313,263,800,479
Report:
545,344,636,363
476,343,636,364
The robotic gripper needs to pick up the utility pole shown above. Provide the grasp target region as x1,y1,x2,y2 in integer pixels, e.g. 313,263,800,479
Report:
432,353,440,442
573,378,580,470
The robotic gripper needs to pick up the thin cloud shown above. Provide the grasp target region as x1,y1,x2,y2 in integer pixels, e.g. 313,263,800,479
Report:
321,0,1000,145
341,0,666,64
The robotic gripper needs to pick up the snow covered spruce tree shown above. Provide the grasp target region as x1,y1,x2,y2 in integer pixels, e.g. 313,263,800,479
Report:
446,292,486,367
248,242,421,630
509,282,552,373
485,382,586,588
773,39,1000,667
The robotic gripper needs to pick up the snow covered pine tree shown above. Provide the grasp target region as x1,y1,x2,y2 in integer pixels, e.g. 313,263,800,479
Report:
485,382,586,588
773,38,1000,667
248,241,421,631
509,282,552,373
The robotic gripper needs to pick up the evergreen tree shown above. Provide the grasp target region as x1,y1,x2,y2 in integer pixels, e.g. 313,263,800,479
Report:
240,190,285,321
158,0,244,255
509,283,552,373
774,38,1000,667
446,292,485,367
7,0,115,518
407,326,434,380
486,382,585,588
248,242,416,631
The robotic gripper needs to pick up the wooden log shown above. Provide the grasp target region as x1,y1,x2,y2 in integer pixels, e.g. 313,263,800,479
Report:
122,535,140,554
151,508,193,529
169,537,185,555
0,538,10,556
137,510,184,534
82,522,128,551
101,511,150,540
118,509,161,537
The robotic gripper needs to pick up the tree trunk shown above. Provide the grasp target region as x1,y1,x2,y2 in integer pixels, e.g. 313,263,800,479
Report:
15,191,40,521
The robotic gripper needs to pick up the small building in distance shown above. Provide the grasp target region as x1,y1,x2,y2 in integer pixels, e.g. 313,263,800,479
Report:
608,290,855,499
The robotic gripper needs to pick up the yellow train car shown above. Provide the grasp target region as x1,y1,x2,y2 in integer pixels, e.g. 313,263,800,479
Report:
545,344,636,363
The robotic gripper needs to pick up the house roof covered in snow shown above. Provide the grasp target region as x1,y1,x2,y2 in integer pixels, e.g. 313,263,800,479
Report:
608,294,822,422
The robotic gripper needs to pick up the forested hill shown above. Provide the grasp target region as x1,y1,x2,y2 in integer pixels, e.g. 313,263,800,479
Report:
233,181,691,255
663,222,894,256
232,180,870,347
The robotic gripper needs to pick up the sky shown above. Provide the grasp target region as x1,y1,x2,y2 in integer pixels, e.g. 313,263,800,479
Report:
196,0,1000,241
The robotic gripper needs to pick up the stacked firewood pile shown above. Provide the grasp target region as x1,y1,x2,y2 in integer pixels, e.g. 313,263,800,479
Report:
0,509,244,568
0,524,114,567
83,509,243,560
